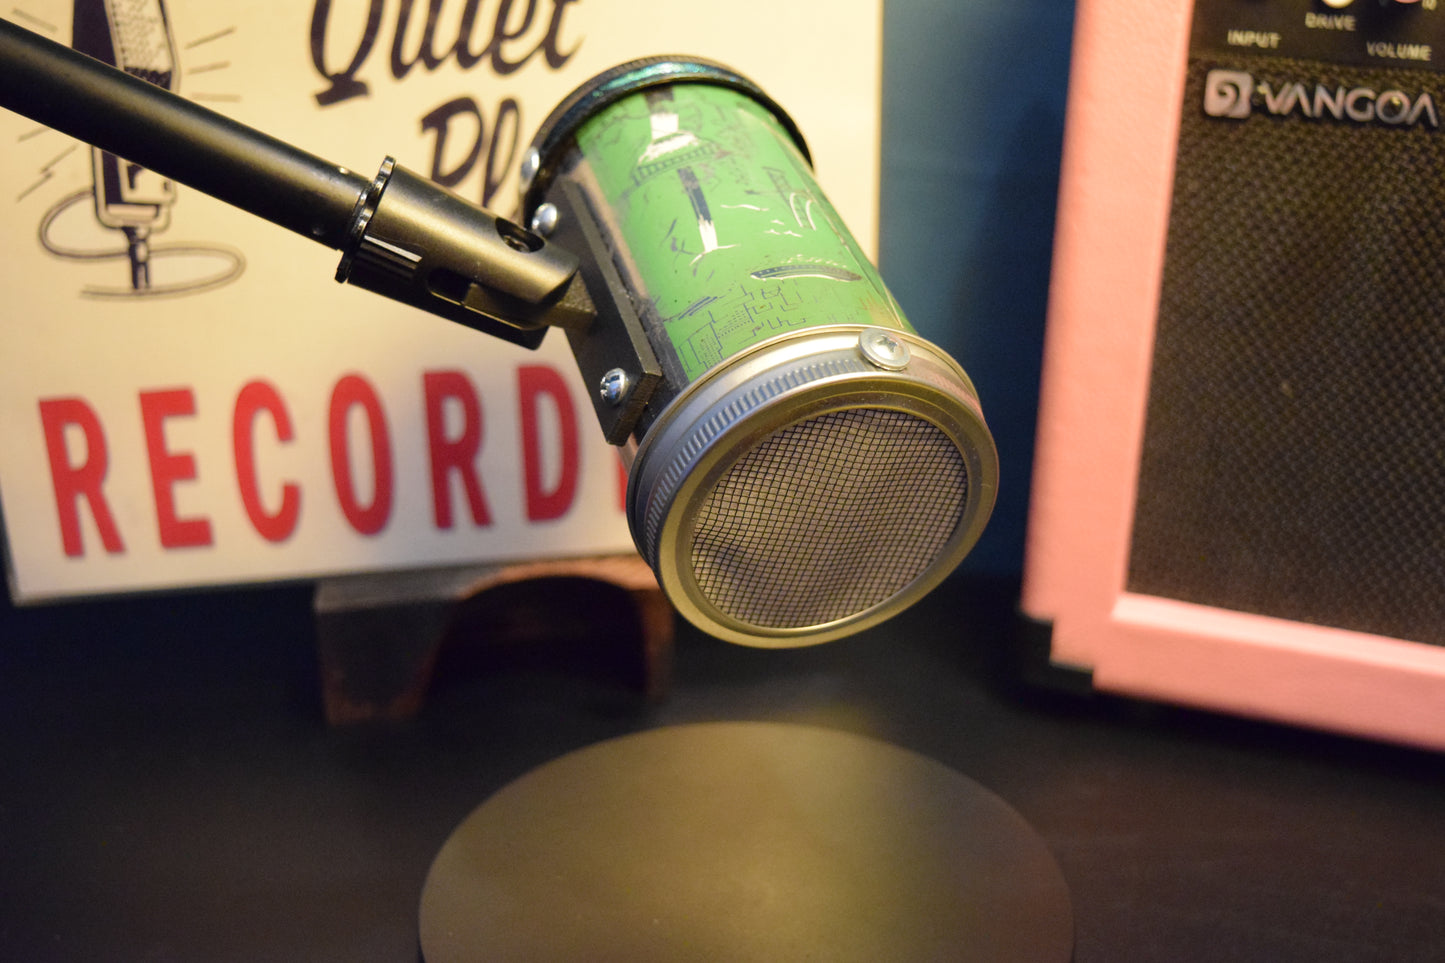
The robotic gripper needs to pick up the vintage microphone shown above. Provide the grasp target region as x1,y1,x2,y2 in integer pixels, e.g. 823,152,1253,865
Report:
0,17,997,647
73,0,180,290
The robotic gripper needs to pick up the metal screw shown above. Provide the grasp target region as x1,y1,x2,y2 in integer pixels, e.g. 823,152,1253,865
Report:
858,329,910,370
530,202,559,237
518,147,541,192
599,368,631,406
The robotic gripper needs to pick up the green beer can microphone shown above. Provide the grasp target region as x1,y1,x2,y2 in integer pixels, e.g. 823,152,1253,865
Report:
522,58,998,648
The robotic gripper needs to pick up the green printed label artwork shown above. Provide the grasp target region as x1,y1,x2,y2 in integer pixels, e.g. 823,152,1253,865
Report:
575,83,908,381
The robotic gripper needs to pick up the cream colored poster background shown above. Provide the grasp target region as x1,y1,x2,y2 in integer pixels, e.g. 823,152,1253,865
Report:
0,0,882,601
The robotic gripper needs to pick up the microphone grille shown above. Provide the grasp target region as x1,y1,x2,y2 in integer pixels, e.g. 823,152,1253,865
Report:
688,408,969,629
628,327,997,647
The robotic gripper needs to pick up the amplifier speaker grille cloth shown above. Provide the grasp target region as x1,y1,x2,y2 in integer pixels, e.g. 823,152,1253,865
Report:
688,408,968,629
1128,56,1445,646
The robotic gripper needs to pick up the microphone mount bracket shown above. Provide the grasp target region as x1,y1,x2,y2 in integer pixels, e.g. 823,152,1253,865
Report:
546,178,665,445
334,157,596,349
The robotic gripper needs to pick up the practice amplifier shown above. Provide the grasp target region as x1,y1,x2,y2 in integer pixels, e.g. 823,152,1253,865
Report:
1022,0,1445,749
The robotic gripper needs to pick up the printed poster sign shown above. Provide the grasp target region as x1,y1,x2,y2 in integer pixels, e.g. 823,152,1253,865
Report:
0,0,882,601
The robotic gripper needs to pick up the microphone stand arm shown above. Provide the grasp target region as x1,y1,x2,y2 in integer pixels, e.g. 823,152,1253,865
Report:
0,17,594,349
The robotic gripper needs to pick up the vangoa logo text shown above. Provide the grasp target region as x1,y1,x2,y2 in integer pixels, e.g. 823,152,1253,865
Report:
1203,68,1439,128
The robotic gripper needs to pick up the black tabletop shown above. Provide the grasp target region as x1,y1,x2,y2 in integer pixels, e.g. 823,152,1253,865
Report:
2,572,1442,962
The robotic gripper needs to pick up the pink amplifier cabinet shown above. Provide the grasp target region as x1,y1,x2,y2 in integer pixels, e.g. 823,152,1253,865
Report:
1021,0,1445,749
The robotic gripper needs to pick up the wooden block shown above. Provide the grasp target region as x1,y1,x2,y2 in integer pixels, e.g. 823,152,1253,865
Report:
313,555,674,725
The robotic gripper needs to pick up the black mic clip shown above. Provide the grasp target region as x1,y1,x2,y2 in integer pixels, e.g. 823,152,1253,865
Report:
335,157,597,350
335,155,662,442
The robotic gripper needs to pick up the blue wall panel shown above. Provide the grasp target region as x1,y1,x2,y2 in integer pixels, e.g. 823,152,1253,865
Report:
880,1,1076,574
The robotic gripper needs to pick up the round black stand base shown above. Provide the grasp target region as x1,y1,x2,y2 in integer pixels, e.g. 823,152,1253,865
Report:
420,722,1072,961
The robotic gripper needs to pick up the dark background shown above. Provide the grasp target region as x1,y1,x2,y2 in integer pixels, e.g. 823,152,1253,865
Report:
6,2,1445,961
880,0,1074,575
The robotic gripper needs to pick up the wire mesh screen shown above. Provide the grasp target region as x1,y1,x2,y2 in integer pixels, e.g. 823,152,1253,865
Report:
1128,55,1445,646
687,408,968,629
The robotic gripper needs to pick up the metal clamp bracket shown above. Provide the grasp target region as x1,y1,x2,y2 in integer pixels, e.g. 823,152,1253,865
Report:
547,178,664,445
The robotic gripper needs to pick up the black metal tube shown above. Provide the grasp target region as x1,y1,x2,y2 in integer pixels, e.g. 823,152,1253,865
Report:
0,16,369,248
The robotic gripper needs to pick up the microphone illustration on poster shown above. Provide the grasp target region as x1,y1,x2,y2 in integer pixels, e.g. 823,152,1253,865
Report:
29,0,243,297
